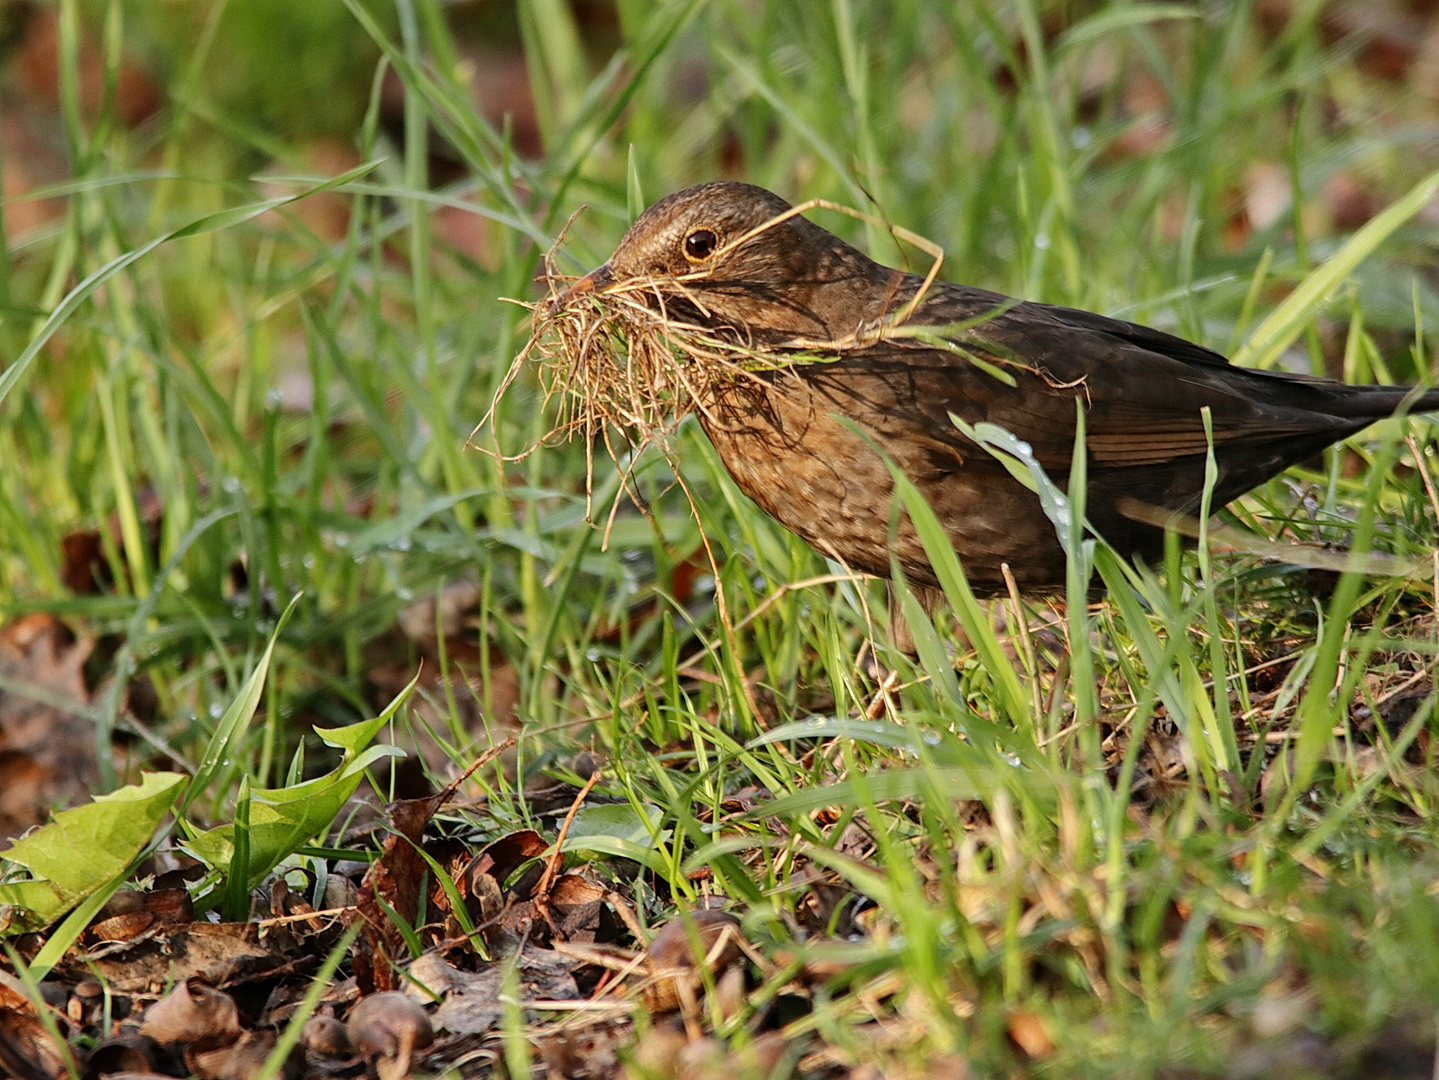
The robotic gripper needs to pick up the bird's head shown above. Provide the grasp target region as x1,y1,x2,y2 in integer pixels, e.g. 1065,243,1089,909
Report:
550,182,894,342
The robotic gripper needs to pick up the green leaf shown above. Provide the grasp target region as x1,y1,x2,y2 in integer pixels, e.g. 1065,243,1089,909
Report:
182,593,303,816
746,766,995,819
558,803,674,874
748,716,1019,773
0,771,186,934
747,716,921,751
1055,4,1200,55
346,490,486,554
561,802,669,852
558,835,673,876
627,144,644,223
181,676,416,887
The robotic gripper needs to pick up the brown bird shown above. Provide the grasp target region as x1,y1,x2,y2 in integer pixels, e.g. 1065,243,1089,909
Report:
554,182,1438,645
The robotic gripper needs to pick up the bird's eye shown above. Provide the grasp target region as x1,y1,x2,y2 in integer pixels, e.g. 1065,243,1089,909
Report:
683,229,718,261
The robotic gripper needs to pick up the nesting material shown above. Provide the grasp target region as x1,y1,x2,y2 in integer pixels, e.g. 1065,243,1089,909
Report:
498,264,810,489
489,200,944,498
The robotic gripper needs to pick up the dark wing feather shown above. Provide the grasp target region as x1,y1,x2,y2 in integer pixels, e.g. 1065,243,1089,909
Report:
891,283,1431,470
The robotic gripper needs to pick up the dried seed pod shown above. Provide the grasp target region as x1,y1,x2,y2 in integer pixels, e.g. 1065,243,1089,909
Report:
640,910,744,1013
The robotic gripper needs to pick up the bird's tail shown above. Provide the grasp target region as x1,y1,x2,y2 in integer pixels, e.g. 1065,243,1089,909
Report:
1117,497,1424,576
1314,381,1439,420
1412,385,1439,415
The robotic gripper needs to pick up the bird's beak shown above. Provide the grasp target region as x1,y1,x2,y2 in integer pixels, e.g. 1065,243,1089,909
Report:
548,263,614,312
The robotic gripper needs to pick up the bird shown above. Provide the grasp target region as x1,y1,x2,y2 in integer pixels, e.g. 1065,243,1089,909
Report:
549,181,1439,648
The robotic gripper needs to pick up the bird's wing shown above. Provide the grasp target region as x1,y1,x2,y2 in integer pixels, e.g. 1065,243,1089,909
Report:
838,348,1274,471
827,288,1370,472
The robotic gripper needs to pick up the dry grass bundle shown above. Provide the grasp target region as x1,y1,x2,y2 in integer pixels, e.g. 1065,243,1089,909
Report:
493,260,809,474
485,264,812,550
480,223,889,692
486,200,947,489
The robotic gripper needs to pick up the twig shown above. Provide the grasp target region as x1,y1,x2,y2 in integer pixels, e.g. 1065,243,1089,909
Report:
533,769,603,907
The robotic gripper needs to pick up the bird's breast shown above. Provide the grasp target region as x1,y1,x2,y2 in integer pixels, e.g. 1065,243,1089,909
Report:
695,371,899,578
691,365,1069,591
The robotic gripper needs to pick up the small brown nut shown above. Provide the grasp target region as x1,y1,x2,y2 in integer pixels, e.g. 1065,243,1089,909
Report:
302,1014,352,1057
623,1021,687,1079
347,991,434,1079
140,979,241,1046
640,909,744,1013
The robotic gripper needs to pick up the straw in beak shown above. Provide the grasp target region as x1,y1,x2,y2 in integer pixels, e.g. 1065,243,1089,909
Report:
547,263,615,314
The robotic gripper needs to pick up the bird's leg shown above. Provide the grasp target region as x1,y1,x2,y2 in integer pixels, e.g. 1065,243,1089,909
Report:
886,581,947,656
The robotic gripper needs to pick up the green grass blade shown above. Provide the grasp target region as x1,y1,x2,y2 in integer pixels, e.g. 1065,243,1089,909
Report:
1233,166,1439,369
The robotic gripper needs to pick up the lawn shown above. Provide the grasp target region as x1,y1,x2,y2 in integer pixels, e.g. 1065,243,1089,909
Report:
3,1,1439,1077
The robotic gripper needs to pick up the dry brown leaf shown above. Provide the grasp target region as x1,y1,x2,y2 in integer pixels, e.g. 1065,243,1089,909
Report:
0,615,98,849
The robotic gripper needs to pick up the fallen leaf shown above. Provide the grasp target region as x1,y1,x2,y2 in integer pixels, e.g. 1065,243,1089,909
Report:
350,739,514,991
76,921,294,994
